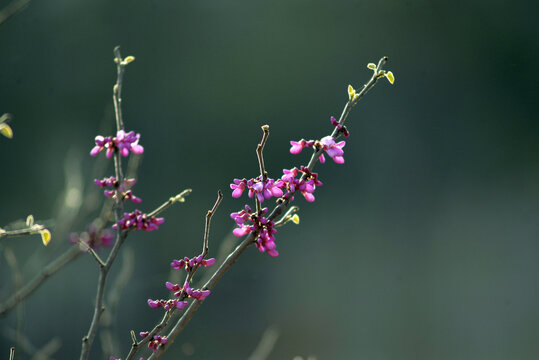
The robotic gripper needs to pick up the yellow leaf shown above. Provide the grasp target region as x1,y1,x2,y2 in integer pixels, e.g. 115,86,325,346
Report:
385,71,395,84
347,84,355,101
0,123,13,138
367,63,377,70
291,214,300,225
121,56,135,65
40,229,51,246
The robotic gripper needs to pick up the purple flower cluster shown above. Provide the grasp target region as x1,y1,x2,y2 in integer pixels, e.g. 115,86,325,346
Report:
90,130,144,158
280,166,323,202
94,176,141,203
166,281,211,301
112,210,164,232
69,224,114,250
290,131,346,164
139,332,168,353
170,254,216,272
230,176,284,203
230,206,278,257
147,281,210,312
147,297,189,311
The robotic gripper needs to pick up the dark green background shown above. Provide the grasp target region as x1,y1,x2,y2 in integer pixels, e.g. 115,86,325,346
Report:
1,0,538,359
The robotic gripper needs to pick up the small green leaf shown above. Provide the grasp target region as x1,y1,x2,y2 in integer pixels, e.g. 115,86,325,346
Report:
0,123,13,138
367,63,377,70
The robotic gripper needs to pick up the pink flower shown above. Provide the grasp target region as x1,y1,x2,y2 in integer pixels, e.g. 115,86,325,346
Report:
90,130,144,158
319,136,346,164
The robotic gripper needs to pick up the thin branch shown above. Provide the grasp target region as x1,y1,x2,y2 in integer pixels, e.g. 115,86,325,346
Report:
256,125,270,181
0,225,47,239
86,246,106,268
147,58,391,358
10,347,15,360
147,189,192,218
0,0,29,26
125,192,223,360
0,246,81,317
112,46,125,131
203,190,223,254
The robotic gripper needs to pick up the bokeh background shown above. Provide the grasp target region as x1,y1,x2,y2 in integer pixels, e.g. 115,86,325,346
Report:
1,0,538,359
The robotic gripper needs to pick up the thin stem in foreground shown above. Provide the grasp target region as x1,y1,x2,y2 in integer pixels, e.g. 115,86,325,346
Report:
0,246,81,317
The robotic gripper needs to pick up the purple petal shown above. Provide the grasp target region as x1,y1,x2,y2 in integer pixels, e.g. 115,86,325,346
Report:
333,156,345,164
131,144,144,154
90,146,101,156
232,188,244,198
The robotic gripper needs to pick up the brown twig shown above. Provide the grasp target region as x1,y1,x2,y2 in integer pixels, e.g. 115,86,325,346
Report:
125,191,223,360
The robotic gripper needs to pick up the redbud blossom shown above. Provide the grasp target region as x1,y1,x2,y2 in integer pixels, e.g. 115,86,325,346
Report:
112,210,164,232
90,130,144,158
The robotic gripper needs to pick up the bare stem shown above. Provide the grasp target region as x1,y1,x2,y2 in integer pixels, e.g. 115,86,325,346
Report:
203,190,223,254
0,225,47,239
0,246,81,317
147,189,192,218
9,347,15,360
256,125,270,181
113,46,125,131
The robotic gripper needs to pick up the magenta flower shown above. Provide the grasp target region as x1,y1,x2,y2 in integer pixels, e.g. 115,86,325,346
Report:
90,130,144,158
138,332,168,353
289,139,314,154
94,176,141,203
69,224,114,249
319,136,346,164
170,254,216,272
147,298,188,311
112,210,164,231
230,176,284,203
280,167,323,202
230,206,279,257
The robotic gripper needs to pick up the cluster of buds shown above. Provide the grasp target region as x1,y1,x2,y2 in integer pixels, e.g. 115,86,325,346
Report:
330,116,349,138
230,176,284,203
290,135,346,164
147,297,189,311
170,254,216,272
165,281,211,301
139,332,168,353
112,210,164,232
69,224,114,250
94,176,141,203
230,206,278,257
90,130,144,158
280,166,323,202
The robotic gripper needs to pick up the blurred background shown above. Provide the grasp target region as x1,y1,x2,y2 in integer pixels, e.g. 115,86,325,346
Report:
0,0,538,359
